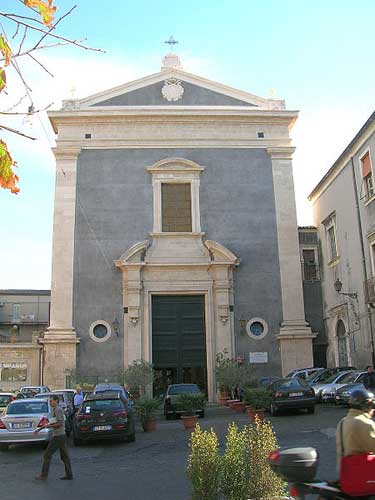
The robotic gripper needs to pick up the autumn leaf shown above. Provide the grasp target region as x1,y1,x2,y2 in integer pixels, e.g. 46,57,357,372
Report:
0,35,11,66
24,0,57,27
0,68,6,92
0,140,19,194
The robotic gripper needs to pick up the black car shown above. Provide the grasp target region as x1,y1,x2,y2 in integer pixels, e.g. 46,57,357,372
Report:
72,392,135,446
267,377,317,416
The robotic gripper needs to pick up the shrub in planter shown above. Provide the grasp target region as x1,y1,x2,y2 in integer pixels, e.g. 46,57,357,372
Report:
244,387,272,410
246,417,287,500
122,359,154,397
187,424,220,500
176,393,206,416
220,423,249,500
136,396,160,432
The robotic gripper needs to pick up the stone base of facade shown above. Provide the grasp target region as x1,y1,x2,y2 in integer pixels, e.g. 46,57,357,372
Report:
277,321,316,376
40,328,79,390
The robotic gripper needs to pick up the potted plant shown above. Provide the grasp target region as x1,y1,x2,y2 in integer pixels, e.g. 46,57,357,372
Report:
176,393,206,430
136,395,161,432
244,387,272,421
122,359,154,400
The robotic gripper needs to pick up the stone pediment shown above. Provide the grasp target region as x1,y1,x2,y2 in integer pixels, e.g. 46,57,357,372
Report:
62,68,285,110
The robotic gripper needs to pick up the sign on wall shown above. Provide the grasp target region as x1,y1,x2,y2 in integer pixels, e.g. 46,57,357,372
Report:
249,352,268,364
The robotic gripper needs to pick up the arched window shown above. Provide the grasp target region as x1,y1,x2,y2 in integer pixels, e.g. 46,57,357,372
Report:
337,320,348,366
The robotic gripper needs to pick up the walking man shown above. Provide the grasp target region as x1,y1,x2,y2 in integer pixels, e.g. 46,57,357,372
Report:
35,395,73,481
73,386,84,413
364,366,375,391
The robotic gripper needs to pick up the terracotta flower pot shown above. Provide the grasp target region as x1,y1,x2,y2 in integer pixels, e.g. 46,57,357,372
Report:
248,408,265,421
181,415,198,430
142,417,157,432
227,399,240,409
232,401,245,413
219,397,229,407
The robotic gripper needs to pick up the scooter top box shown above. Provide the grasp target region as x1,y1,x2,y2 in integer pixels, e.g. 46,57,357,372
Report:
268,447,319,482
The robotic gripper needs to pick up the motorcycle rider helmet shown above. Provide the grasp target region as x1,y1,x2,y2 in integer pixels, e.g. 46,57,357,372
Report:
349,388,374,411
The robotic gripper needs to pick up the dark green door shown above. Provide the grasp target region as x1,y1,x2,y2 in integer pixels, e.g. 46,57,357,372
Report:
152,295,207,395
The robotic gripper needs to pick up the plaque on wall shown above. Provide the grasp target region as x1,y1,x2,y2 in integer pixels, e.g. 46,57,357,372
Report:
249,352,268,364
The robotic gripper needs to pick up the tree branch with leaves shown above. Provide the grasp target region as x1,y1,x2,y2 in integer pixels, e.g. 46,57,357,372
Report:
0,0,103,194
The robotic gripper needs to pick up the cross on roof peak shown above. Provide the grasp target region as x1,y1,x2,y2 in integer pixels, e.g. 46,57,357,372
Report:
164,36,179,49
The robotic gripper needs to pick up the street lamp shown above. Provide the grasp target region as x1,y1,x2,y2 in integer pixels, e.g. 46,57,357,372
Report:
334,278,358,299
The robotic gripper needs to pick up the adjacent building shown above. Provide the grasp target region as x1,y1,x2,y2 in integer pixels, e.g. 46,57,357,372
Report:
0,290,50,391
44,52,315,399
309,111,375,368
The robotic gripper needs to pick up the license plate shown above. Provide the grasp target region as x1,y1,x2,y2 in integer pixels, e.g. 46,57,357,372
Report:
12,422,31,429
289,392,303,397
93,425,112,431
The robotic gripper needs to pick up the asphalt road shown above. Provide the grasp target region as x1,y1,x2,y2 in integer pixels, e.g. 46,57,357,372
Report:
0,404,346,500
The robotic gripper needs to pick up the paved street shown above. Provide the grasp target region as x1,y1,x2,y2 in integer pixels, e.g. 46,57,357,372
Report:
1,404,346,500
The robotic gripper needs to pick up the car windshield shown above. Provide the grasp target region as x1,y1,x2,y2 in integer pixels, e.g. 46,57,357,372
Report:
324,372,351,384
21,387,40,394
82,399,125,411
275,378,309,389
7,401,48,414
168,385,200,395
338,372,357,384
35,394,65,403
307,370,333,383
0,395,12,405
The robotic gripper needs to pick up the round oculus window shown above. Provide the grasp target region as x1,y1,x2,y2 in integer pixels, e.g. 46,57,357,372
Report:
89,320,112,343
246,318,268,340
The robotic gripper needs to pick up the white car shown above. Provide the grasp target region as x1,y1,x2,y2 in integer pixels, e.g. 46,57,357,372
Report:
286,368,324,380
20,386,50,397
312,371,359,400
0,398,53,451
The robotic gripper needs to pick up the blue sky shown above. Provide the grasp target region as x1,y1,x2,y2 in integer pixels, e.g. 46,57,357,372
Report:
1,0,374,288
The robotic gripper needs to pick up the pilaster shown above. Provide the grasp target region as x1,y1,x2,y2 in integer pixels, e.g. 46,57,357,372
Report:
269,147,316,374
44,147,81,388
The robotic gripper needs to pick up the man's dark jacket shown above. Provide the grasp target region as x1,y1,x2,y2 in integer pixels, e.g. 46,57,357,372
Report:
363,372,375,390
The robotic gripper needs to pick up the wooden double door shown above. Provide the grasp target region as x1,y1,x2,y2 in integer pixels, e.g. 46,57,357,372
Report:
152,295,207,396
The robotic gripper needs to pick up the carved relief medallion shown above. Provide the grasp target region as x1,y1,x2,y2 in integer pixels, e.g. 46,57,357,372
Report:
161,78,184,102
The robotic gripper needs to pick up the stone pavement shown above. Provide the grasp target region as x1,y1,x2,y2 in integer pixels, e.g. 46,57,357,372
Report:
0,404,346,500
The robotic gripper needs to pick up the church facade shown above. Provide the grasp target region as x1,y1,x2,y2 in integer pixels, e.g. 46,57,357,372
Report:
44,54,314,400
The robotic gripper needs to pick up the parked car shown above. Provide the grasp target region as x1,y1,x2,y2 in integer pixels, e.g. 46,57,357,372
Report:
335,380,367,406
320,371,367,402
35,392,73,435
72,391,135,446
0,398,53,450
163,383,205,419
286,367,324,380
311,370,357,400
267,377,317,416
93,383,133,409
259,376,282,387
0,393,15,414
52,389,75,409
20,386,50,397
305,367,356,386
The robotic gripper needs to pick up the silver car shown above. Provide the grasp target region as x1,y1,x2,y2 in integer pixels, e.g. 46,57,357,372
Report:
312,370,356,400
320,371,367,402
0,398,53,451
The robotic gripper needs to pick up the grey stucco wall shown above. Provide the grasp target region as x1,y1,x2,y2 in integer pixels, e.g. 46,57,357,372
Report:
73,148,282,376
92,80,255,107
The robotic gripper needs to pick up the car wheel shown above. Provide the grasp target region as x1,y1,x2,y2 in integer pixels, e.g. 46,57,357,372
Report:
0,444,9,451
270,403,279,416
199,411,205,419
307,406,315,414
126,432,136,442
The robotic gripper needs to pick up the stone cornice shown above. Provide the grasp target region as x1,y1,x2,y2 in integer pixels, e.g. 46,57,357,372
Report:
267,146,296,160
52,147,81,161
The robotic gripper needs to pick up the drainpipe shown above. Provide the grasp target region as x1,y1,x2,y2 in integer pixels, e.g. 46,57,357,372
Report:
350,156,375,365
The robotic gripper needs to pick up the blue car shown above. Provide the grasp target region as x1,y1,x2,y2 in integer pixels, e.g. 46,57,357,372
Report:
93,383,134,409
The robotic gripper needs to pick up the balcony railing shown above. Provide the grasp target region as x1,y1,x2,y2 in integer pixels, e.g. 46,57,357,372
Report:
365,276,375,304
